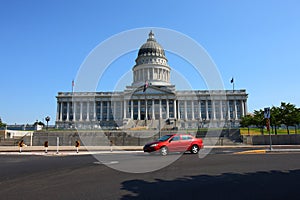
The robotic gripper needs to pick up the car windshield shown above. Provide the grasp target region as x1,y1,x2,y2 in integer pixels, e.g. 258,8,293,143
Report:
158,135,173,142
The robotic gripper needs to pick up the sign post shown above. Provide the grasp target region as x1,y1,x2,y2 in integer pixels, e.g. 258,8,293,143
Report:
264,107,272,150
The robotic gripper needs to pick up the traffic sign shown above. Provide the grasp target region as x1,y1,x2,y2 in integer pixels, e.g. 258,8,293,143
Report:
264,107,270,119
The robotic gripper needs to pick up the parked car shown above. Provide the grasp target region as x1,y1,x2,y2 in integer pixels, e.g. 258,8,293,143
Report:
143,134,203,156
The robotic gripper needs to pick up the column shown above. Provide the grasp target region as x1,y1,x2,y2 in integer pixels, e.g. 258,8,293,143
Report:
138,100,141,120
212,100,216,120
234,100,238,119
86,102,90,121
191,100,195,120
93,102,96,120
145,100,148,120
174,99,177,119
220,101,224,120
184,100,187,120
113,101,118,120
72,101,76,122
107,101,110,121
241,100,245,117
199,101,202,120
131,100,134,119
80,102,83,121
56,102,60,121
245,100,248,115
159,99,162,119
227,101,230,120
177,101,181,120
66,102,70,121
205,100,209,120
166,99,169,119
60,102,63,121
100,101,103,120
152,99,155,120
123,100,127,119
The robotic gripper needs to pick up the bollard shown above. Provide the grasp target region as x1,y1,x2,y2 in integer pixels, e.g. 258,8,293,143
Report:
110,140,113,152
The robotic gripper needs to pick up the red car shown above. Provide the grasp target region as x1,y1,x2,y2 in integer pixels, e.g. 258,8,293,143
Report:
143,134,203,156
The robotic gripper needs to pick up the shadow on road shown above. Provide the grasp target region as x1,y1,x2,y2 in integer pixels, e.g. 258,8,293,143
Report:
121,169,300,199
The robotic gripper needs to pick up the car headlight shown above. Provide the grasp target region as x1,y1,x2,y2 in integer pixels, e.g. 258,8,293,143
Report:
150,144,158,147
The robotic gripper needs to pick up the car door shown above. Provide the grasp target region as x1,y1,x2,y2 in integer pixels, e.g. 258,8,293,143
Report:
180,135,193,151
167,135,181,152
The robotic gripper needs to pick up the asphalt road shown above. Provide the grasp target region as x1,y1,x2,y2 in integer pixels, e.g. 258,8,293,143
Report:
1,151,300,200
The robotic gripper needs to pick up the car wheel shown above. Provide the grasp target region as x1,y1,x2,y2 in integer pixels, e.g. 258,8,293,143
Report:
160,146,168,156
190,145,199,154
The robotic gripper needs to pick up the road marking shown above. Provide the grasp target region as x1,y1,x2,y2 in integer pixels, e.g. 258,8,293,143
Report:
93,161,119,165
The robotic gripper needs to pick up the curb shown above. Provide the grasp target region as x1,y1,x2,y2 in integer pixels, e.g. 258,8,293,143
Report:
234,149,266,154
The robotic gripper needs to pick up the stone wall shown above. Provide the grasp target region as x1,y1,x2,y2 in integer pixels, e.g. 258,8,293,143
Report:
243,135,300,145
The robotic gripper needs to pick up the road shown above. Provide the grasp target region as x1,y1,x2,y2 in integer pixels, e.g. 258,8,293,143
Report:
1,150,300,200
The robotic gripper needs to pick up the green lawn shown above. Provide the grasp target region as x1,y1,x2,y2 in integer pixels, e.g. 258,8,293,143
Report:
240,127,298,135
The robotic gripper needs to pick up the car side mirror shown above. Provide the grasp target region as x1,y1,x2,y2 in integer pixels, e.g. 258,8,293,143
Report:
169,139,173,143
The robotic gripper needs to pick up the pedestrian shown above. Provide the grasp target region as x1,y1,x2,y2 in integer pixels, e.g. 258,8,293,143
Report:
75,140,80,153
18,140,24,153
44,141,49,153
110,140,113,152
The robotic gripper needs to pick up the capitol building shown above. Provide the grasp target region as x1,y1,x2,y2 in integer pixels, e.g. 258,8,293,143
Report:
55,31,248,129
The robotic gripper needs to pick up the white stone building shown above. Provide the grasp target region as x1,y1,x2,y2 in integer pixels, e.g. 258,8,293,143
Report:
56,31,248,129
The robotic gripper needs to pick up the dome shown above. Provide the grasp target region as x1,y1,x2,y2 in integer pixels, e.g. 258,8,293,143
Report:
137,31,166,58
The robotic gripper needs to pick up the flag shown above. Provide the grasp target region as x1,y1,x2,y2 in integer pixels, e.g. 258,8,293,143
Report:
230,78,234,84
143,81,149,92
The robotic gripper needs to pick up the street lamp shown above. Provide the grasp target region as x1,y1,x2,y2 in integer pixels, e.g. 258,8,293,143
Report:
45,116,50,130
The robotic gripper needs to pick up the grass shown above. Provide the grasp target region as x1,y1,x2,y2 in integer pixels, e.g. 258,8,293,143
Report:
240,127,298,135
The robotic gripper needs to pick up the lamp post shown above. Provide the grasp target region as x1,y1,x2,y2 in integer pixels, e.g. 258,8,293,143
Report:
45,116,50,130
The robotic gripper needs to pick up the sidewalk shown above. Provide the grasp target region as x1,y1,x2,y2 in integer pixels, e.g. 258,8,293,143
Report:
1,145,300,155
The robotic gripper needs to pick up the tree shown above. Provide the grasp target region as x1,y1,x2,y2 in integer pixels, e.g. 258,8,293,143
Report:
252,109,265,135
279,102,299,134
240,114,254,134
0,117,6,128
270,106,281,135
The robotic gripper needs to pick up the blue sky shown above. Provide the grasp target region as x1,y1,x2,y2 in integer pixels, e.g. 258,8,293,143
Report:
0,0,299,125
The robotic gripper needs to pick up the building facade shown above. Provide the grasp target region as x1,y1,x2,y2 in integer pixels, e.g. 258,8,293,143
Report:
56,31,248,129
